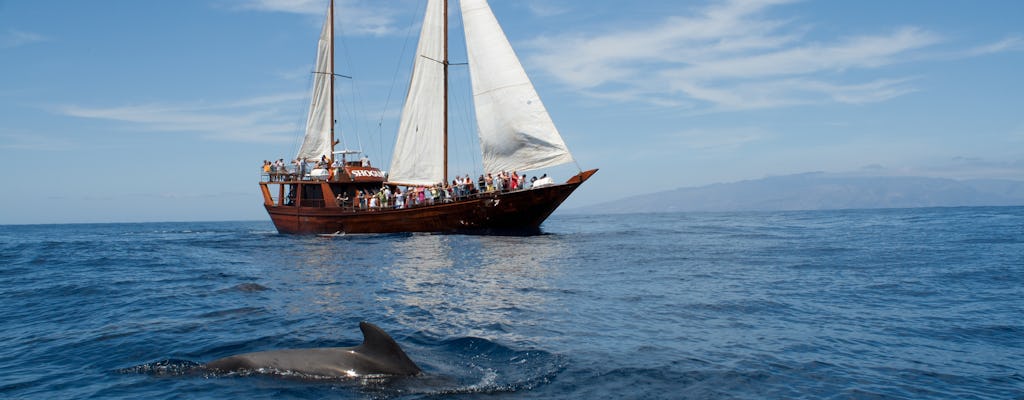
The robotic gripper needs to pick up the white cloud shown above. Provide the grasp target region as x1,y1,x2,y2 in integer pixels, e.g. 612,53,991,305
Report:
670,77,919,111
0,133,75,151
229,0,401,36
0,29,47,48
524,0,1009,112
528,0,798,89
865,157,1024,181
963,35,1024,57
672,28,940,81
525,1,570,18
56,92,308,143
234,0,325,14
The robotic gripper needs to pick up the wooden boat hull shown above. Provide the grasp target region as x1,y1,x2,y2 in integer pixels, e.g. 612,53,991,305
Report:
265,169,597,235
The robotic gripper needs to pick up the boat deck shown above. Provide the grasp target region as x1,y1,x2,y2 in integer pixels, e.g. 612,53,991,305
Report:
259,169,598,234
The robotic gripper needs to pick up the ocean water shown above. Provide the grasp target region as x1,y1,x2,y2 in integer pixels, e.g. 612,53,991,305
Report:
1,207,1022,399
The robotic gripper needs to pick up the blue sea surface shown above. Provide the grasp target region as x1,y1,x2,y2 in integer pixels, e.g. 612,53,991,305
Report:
1,207,1022,399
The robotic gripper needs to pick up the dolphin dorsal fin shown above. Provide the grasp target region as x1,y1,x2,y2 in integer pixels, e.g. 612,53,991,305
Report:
355,322,421,375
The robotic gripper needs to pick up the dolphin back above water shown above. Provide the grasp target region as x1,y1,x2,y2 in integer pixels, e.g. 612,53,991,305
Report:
203,322,421,377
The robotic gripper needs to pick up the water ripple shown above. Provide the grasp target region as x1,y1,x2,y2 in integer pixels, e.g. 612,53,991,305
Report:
1,209,1022,398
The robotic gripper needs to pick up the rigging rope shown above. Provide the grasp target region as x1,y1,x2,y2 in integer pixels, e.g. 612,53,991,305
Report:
378,0,426,167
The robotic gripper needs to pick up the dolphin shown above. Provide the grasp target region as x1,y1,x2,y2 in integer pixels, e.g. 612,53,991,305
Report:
203,322,421,377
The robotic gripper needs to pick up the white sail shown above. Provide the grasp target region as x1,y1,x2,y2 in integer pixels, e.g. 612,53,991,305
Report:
460,0,574,174
295,5,333,162
388,0,447,186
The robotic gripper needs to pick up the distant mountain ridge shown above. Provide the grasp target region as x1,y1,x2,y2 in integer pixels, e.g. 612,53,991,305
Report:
569,172,1024,214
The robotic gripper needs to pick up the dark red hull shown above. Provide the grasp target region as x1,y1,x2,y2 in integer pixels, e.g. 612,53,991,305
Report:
264,169,596,235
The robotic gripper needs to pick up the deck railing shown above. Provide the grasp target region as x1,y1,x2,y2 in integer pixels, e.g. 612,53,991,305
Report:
262,167,541,211
260,166,321,182
335,190,508,212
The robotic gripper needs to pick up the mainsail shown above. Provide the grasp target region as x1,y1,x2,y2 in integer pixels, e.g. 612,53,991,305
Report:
461,0,574,173
295,4,334,162
389,0,575,185
388,0,447,186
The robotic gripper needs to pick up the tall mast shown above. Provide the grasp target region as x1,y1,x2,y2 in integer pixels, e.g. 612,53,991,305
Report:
329,0,336,157
443,0,449,183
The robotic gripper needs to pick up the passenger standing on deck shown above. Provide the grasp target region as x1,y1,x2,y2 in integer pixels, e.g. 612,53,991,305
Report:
277,161,285,180
395,188,404,209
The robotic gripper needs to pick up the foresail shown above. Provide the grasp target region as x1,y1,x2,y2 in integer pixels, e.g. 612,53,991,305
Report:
388,0,446,186
460,0,574,174
295,5,333,162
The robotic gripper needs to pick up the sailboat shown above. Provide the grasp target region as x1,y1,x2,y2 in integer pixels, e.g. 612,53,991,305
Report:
258,0,597,234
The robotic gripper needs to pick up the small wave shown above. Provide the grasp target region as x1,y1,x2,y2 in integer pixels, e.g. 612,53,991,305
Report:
223,283,271,293
198,307,266,319
118,359,203,376
386,336,566,396
956,236,1023,245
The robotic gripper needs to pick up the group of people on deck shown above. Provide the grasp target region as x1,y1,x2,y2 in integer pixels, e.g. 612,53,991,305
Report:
335,171,550,210
262,154,373,182
261,159,291,181
266,156,556,210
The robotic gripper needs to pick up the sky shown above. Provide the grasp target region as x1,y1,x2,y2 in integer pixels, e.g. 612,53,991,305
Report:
1,0,1022,224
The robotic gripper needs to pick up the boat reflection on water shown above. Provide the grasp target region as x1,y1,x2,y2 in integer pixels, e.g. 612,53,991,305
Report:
253,232,574,344
279,240,371,317
385,234,573,342
266,236,405,319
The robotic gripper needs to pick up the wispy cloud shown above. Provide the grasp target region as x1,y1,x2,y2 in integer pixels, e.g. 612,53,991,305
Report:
233,0,325,14
228,0,401,36
45,191,251,202
525,0,1012,112
671,127,769,151
859,157,1024,181
0,29,47,48
524,1,570,18
963,35,1024,57
56,92,308,143
0,133,75,151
